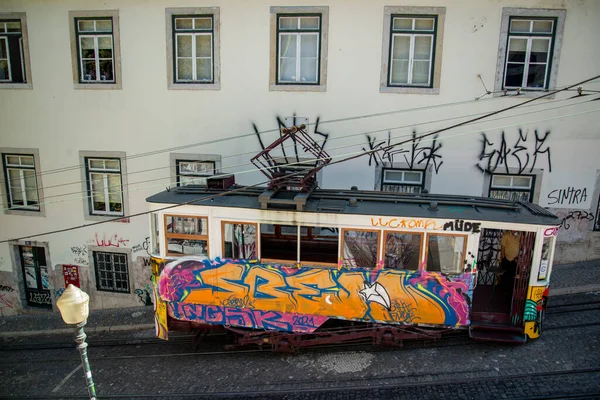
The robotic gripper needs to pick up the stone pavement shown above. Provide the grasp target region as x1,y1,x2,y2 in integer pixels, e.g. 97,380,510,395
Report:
0,260,598,338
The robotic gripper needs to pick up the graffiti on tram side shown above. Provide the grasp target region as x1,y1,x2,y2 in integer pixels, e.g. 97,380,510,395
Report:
524,286,549,339
544,226,559,237
475,129,552,174
443,220,481,233
371,218,442,230
156,257,474,332
168,302,329,333
362,130,444,173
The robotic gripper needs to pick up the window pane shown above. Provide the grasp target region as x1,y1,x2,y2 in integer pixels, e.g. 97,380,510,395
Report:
427,235,464,274
510,19,531,33
177,35,192,57
168,238,207,256
194,18,212,30
507,38,527,62
105,159,119,170
177,58,193,80
512,176,532,189
6,21,21,33
385,232,421,270
530,38,549,63
490,189,531,202
532,20,553,33
180,176,207,186
107,174,122,212
300,34,318,57
527,64,547,88
280,34,297,57
342,230,379,268
279,57,296,82
412,61,430,84
384,170,404,182
300,17,319,29
175,18,193,30
403,171,422,183
20,156,34,166
391,61,409,84
393,18,412,30
415,18,434,31
98,36,113,58
0,60,8,80
8,170,23,205
505,63,524,87
24,170,38,205
6,155,20,165
195,34,212,58
96,19,112,32
196,59,211,80
179,161,213,174
83,61,96,80
300,226,338,264
89,159,105,169
300,58,317,82
223,223,257,259
413,36,432,60
80,37,96,58
91,173,106,211
279,17,298,30
0,38,7,58
78,20,95,32
392,35,410,60
491,175,511,187
98,60,113,81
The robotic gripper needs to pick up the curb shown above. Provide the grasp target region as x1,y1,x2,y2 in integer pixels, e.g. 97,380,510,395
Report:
0,323,155,338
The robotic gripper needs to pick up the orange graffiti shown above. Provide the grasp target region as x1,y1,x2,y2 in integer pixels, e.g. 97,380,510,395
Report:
371,217,442,230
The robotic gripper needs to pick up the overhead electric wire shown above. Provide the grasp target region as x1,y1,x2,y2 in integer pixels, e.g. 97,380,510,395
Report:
2,92,597,205
3,79,597,186
6,104,597,214
1,73,598,243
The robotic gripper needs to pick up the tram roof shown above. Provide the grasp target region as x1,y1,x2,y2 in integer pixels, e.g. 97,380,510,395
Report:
146,186,559,226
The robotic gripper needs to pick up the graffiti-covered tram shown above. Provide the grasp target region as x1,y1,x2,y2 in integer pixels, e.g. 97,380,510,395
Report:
147,183,559,350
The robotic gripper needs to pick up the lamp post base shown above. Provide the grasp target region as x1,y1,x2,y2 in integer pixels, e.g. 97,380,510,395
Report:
73,321,97,400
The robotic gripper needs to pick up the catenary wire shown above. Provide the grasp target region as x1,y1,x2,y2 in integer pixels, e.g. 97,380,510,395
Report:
2,93,597,208
2,78,598,186
1,73,598,242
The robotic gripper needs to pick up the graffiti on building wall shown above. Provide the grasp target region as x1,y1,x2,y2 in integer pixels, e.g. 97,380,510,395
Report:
95,233,129,248
475,129,552,174
595,195,600,231
0,284,15,310
253,115,330,163
132,237,151,254
135,284,154,306
547,187,588,206
551,208,594,243
559,211,595,230
363,130,444,172
71,245,89,265
156,257,474,332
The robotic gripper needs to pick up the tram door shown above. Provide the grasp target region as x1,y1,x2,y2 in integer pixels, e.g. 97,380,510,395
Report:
19,245,52,309
510,232,535,326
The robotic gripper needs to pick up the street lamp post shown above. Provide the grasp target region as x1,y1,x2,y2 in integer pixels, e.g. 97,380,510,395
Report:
56,284,97,400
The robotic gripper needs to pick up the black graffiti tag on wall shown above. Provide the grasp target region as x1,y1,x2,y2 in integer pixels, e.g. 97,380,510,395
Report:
252,115,329,163
363,130,444,172
559,210,595,230
476,129,551,174
548,187,588,205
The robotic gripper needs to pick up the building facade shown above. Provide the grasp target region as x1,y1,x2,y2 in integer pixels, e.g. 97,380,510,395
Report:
0,0,599,315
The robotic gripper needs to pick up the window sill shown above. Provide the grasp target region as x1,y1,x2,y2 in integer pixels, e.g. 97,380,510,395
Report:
0,82,33,89
74,82,122,90
380,86,440,95
493,89,556,99
270,83,326,92
168,82,221,90
3,208,45,217
84,213,129,223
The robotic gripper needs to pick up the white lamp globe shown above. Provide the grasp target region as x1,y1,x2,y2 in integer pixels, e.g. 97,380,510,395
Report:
57,284,90,325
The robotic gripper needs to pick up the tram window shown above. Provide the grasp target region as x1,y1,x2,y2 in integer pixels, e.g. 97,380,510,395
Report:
260,224,298,263
222,222,257,259
300,226,339,265
151,214,159,254
165,215,208,256
538,236,553,280
426,234,465,274
384,232,422,270
341,229,380,268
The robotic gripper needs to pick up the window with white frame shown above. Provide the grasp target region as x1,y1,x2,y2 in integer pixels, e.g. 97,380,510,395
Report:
388,16,437,87
489,174,535,202
277,15,321,84
173,16,214,83
85,157,123,215
93,251,130,293
494,8,565,94
2,153,39,210
176,160,216,186
0,20,26,83
503,18,556,89
381,168,425,193
75,18,115,83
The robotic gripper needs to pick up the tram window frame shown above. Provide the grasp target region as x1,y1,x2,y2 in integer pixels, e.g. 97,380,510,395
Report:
222,221,258,259
383,230,423,270
425,233,466,274
340,228,381,269
164,214,209,257
260,223,299,264
299,226,339,266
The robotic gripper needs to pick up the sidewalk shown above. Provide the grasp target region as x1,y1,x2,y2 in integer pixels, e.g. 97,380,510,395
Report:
1,260,599,338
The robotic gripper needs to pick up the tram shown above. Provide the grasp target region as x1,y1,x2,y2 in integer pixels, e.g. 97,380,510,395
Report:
147,125,559,350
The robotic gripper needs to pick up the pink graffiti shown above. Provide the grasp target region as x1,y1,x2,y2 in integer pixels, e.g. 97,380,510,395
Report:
95,233,129,248
544,226,559,237
0,293,14,309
